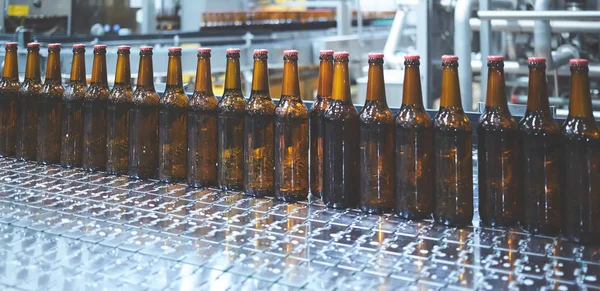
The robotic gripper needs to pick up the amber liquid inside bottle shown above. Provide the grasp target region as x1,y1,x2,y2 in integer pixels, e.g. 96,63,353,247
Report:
561,62,600,245
274,54,309,201
518,60,561,235
187,51,218,187
37,47,63,165
16,45,41,161
217,52,246,190
309,54,333,199
128,49,159,179
359,57,395,214
60,47,85,168
244,53,275,196
323,55,359,208
106,48,132,175
395,59,433,219
159,50,188,183
477,60,520,227
0,45,20,157
433,60,473,226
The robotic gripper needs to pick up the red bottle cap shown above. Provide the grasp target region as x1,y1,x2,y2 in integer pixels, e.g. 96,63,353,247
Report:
93,44,107,49
140,46,153,51
487,55,504,62
226,48,240,54
198,47,211,53
168,47,182,52
27,42,40,48
528,57,546,63
117,45,131,50
48,43,61,49
319,50,334,56
569,59,589,66
72,44,86,49
5,42,17,48
441,55,458,61
368,53,384,59
253,49,268,55
333,51,349,58
404,55,419,60
284,50,299,56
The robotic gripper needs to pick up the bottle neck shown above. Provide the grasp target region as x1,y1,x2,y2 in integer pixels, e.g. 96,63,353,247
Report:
136,54,155,89
402,62,424,108
316,58,333,98
45,49,62,84
24,49,41,82
485,64,508,108
281,57,301,98
90,51,107,85
3,48,18,81
70,50,86,83
331,59,351,103
365,61,386,103
166,54,183,90
251,57,269,94
526,64,550,112
440,63,463,108
224,55,242,91
569,67,593,118
114,53,131,87
194,55,213,94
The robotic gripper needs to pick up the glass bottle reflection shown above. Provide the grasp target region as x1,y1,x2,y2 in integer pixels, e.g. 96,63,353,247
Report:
0,42,20,157
16,42,41,161
37,43,63,165
60,44,86,168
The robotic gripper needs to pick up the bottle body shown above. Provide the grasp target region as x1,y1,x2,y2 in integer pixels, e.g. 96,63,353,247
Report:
60,82,85,168
106,88,132,175
16,80,40,161
309,97,329,199
158,89,188,182
82,86,109,171
187,91,218,187
37,86,63,165
244,94,275,196
217,90,245,190
128,90,159,179
0,45,19,157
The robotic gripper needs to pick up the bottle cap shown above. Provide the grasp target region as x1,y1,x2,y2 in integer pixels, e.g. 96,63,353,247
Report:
319,50,334,56
48,43,61,49
140,46,153,51
27,42,40,48
5,42,17,48
487,55,504,62
117,45,131,50
333,51,349,58
168,47,182,52
226,48,240,54
441,55,458,61
72,44,86,49
198,47,211,53
569,59,589,66
284,50,299,56
253,49,268,55
404,55,419,60
368,53,384,59
93,44,107,49
528,57,546,63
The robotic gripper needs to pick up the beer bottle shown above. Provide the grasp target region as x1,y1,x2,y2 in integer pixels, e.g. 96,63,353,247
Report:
60,44,86,168
82,44,109,171
309,49,334,199
37,43,63,165
0,42,20,157
395,55,433,220
244,49,275,196
128,46,159,179
323,51,359,208
217,48,245,190
106,45,133,175
274,50,309,201
477,55,520,227
187,48,218,187
359,53,395,214
159,47,188,182
16,42,41,161
433,55,473,226
561,59,600,245
519,57,561,235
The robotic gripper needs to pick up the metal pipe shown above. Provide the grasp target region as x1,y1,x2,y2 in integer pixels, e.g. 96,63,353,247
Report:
383,10,406,69
471,60,600,77
512,95,600,109
470,18,600,33
454,0,475,111
479,0,491,106
534,0,553,69
478,10,600,21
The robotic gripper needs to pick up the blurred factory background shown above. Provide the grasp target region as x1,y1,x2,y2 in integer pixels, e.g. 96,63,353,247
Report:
0,0,599,117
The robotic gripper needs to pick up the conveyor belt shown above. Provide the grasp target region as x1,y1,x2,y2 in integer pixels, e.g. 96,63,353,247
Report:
0,152,597,290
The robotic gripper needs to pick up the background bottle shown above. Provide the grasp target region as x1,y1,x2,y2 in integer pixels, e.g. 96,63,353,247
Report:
395,55,433,220
16,42,41,161
244,49,275,197
60,44,86,168
323,51,359,209
128,46,159,179
217,48,246,190
359,53,395,214
37,43,63,165
561,59,600,245
159,47,188,182
187,48,218,187
274,50,309,201
477,55,520,227
106,45,133,175
309,49,334,199
519,57,561,235
0,42,20,157
433,55,473,226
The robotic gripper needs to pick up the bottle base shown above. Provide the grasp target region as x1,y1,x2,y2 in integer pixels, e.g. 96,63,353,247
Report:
219,184,243,191
159,175,185,184
563,232,600,246
187,180,217,188
245,188,273,198
433,215,473,227
521,224,560,237
397,211,432,221
479,218,519,228
275,191,308,203
361,204,394,215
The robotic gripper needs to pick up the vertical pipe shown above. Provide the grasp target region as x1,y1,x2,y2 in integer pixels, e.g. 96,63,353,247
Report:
479,0,491,106
454,0,474,110
337,0,350,36
417,0,431,108
534,0,553,69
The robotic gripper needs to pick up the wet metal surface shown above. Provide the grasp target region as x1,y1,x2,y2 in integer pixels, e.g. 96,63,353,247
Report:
0,154,598,290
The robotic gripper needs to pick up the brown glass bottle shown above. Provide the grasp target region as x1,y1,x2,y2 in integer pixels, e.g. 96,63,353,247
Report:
359,53,395,214
106,45,133,175
309,50,334,199
477,56,520,227
395,55,433,220
187,48,218,187
159,47,188,182
519,57,561,235
0,42,20,157
60,44,86,168
323,51,359,209
561,59,600,245
433,55,473,227
128,46,159,179
244,49,275,196
16,42,41,161
37,43,63,165
274,50,309,201
82,44,109,171
217,48,246,190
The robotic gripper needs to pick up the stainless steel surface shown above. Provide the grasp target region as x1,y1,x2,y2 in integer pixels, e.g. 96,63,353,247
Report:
470,18,600,33
477,10,600,21
0,154,597,290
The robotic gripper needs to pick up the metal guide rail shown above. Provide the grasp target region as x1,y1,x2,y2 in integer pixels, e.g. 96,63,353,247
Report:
0,155,597,291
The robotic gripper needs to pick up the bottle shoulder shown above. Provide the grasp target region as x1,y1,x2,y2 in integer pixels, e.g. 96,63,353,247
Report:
433,107,472,132
324,100,359,121
478,106,518,131
246,94,275,115
19,80,42,95
41,82,64,97
160,89,189,108
395,104,432,128
309,96,331,115
359,102,394,124
275,97,308,120
189,91,218,111
217,90,246,113
85,84,110,101
63,82,87,101
131,87,159,105
561,116,600,140
109,85,133,104
0,78,20,92
518,110,560,134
